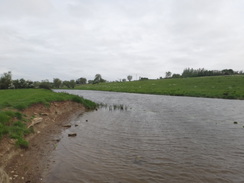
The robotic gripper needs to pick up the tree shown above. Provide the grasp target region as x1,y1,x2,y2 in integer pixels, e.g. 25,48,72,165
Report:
39,80,51,90
139,77,148,81
53,78,62,88
76,77,87,85
127,75,132,81
69,80,76,88
63,81,71,88
172,74,181,78
93,74,106,84
12,79,34,89
0,71,12,89
88,80,93,84
19,78,27,88
222,69,234,75
165,71,172,78
13,79,21,89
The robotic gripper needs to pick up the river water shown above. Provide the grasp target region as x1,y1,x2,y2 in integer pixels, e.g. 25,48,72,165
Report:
44,90,244,183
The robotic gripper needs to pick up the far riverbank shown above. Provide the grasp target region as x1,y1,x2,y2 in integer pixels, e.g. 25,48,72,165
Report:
75,75,244,100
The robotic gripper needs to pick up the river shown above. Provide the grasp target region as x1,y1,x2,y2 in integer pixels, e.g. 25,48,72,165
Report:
44,90,244,183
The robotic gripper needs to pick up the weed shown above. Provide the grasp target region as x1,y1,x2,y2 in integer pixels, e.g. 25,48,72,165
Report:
15,112,22,120
16,137,29,149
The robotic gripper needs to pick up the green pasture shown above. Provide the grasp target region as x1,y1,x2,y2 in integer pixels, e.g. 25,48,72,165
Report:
76,75,244,100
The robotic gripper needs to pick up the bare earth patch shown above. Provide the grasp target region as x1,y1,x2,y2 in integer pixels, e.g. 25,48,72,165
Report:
0,101,86,183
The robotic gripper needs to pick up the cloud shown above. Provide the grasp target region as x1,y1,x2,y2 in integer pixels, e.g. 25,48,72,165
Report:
0,0,53,19
0,0,244,81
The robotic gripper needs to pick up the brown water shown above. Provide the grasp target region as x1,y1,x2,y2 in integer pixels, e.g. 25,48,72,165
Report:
44,90,244,183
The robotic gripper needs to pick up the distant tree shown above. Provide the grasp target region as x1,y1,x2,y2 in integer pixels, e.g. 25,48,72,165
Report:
181,68,239,78
13,79,20,89
63,81,71,88
25,80,34,88
76,77,87,85
122,79,126,82
8,82,15,89
69,80,76,88
39,80,51,90
172,74,181,78
222,69,234,75
13,79,34,89
239,70,244,75
93,74,106,84
0,71,12,89
88,80,93,84
165,71,172,78
139,77,149,81
33,81,40,88
127,75,133,81
19,78,27,88
53,78,62,88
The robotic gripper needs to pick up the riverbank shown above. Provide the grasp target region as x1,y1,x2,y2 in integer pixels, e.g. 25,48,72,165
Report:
75,75,244,100
0,89,97,183
0,101,86,183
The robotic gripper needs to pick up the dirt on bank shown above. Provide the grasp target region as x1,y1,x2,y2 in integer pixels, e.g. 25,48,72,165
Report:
0,101,86,183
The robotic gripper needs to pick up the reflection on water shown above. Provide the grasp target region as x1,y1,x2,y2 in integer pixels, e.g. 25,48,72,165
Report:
44,90,244,183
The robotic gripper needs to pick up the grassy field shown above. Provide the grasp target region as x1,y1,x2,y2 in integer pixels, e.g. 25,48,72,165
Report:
76,75,244,100
0,89,96,148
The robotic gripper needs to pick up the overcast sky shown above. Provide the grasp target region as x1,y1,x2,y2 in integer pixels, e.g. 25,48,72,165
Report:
0,0,244,81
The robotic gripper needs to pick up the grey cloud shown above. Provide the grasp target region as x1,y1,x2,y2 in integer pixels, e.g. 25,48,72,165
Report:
0,0,53,18
0,0,244,81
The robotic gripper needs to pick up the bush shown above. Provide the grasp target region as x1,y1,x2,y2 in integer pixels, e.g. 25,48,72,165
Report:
39,83,51,90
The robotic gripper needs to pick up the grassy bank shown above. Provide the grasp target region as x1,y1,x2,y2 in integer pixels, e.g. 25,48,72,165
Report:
76,75,244,99
0,89,96,148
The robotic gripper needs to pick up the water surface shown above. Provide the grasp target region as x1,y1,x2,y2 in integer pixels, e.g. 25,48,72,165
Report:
44,90,244,183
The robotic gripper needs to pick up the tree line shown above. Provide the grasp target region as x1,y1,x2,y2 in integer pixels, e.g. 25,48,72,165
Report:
164,68,244,79
0,72,109,90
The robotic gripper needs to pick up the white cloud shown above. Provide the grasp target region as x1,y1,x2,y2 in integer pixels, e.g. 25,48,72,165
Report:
0,0,244,81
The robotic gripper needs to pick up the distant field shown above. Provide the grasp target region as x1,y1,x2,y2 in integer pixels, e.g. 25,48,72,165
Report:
76,75,244,99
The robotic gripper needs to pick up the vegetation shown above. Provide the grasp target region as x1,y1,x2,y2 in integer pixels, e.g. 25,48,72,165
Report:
76,77,87,85
92,74,106,84
0,89,97,148
0,110,31,148
127,75,133,81
0,89,96,110
75,75,244,100
0,71,12,89
180,68,240,78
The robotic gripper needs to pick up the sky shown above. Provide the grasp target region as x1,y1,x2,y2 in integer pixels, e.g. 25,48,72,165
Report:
0,0,244,81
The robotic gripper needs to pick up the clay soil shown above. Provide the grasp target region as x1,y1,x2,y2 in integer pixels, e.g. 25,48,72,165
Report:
0,101,86,183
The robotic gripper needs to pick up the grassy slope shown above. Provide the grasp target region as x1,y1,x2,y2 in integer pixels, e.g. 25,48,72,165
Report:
76,75,244,99
0,89,96,110
0,89,96,147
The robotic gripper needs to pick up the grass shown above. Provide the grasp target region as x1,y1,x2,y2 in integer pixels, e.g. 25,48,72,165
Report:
75,75,244,99
0,110,31,148
0,89,97,148
0,89,97,110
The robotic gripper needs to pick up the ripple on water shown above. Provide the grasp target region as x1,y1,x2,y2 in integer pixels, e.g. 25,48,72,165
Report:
44,90,244,183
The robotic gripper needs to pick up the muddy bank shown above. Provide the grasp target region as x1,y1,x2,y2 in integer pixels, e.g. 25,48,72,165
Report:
0,101,86,183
